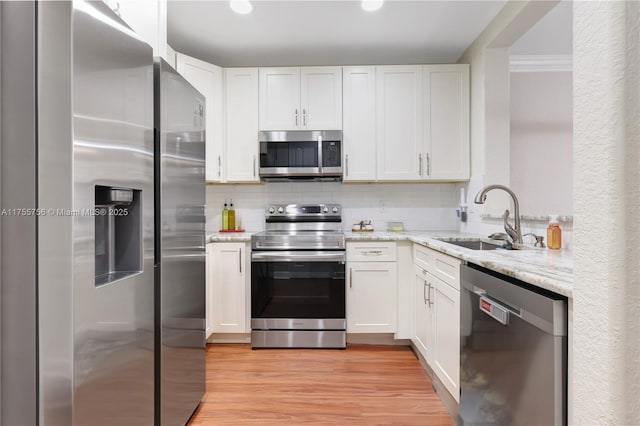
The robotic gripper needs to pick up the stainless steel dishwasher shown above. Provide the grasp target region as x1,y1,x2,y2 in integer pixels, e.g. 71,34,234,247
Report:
458,263,567,426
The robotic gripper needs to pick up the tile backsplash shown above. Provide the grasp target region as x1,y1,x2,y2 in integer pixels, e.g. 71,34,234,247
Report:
457,175,574,250
206,182,459,233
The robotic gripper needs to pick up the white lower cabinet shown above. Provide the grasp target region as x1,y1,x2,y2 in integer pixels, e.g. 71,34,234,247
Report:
412,243,461,402
414,266,433,362
346,241,397,333
208,242,249,334
431,272,460,400
205,244,212,338
347,262,398,333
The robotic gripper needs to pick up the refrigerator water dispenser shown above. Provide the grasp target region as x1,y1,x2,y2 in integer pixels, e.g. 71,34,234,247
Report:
95,185,142,286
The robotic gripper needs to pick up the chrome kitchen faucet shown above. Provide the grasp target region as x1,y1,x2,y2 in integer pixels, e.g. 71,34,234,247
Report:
474,184,523,243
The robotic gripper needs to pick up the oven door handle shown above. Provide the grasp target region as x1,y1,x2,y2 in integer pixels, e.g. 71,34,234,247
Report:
251,251,346,263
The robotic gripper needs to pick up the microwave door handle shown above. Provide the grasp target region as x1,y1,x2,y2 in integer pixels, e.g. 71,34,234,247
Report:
318,135,323,173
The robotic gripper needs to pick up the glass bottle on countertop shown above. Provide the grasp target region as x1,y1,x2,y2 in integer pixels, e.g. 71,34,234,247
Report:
222,201,229,231
547,215,562,250
228,199,236,231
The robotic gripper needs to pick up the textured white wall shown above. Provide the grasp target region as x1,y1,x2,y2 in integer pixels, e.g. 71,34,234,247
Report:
573,1,640,424
457,2,562,229
510,71,573,216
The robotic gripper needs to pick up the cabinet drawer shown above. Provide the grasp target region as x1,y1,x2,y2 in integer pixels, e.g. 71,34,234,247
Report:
347,241,396,261
413,244,433,271
432,250,461,290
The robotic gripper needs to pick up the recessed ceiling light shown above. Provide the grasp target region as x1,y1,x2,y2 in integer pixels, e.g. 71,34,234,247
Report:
362,0,384,12
230,0,253,15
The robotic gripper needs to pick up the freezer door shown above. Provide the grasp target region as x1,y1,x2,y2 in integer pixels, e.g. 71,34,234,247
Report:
155,59,206,425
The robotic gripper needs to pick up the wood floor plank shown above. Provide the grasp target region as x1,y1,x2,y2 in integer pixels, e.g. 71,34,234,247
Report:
188,344,454,425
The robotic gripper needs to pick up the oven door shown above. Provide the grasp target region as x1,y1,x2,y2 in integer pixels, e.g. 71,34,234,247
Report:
251,251,346,328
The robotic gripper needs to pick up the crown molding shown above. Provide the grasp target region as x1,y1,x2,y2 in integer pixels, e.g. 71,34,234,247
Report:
509,54,573,72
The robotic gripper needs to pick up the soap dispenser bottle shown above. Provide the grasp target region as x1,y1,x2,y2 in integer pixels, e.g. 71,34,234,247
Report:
222,201,229,231
547,215,562,250
228,199,236,231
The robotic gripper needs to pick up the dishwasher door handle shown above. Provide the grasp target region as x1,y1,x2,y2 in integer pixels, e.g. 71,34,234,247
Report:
479,296,510,325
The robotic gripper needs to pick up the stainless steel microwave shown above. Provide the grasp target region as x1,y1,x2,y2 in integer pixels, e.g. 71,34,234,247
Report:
258,130,342,181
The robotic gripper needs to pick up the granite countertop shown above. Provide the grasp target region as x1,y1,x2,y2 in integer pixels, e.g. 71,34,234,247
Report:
207,229,573,298
207,231,254,243
345,231,573,298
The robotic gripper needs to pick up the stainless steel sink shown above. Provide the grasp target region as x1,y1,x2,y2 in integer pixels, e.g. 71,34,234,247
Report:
441,240,518,251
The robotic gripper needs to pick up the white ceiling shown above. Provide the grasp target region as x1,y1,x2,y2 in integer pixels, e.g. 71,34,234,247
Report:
510,1,572,56
167,0,506,67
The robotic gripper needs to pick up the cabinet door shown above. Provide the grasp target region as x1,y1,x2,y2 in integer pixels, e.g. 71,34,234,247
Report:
211,243,246,333
206,244,213,338
343,66,376,181
376,65,423,181
225,68,259,182
300,67,342,130
259,67,300,130
423,65,470,180
431,274,460,402
176,53,224,181
413,267,433,362
347,262,397,333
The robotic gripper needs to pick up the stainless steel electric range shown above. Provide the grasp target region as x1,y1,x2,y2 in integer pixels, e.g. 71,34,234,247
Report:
250,204,346,349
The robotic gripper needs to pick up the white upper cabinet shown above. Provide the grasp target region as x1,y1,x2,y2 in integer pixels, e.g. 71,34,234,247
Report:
376,65,423,181
176,53,224,182
225,68,259,182
259,67,301,130
300,67,342,130
342,66,377,181
259,66,342,130
423,64,470,180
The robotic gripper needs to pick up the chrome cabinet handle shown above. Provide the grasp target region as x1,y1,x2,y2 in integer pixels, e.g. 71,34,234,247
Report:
361,250,382,256
419,153,423,176
253,155,256,178
295,109,299,127
345,154,349,177
426,153,431,177
302,108,307,127
426,282,433,307
218,155,221,177
349,268,353,288
239,248,242,273
423,281,427,304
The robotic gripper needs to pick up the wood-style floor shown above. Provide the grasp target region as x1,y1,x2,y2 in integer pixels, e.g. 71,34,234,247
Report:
187,344,454,425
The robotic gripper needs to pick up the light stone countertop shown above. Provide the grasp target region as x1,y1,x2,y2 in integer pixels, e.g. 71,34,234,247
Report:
345,230,574,298
207,230,574,298
207,231,254,243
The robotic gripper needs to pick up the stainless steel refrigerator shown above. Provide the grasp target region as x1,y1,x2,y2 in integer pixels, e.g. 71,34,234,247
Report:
154,58,206,426
0,2,205,425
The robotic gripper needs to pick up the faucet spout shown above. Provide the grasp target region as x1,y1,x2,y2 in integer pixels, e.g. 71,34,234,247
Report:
473,184,522,243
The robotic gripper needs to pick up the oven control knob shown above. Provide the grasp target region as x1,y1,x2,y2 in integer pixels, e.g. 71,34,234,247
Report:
278,206,285,214
323,206,329,213
332,206,339,214
268,206,275,214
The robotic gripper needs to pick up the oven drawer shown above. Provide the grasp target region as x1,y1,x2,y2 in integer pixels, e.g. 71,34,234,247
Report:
347,242,397,262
